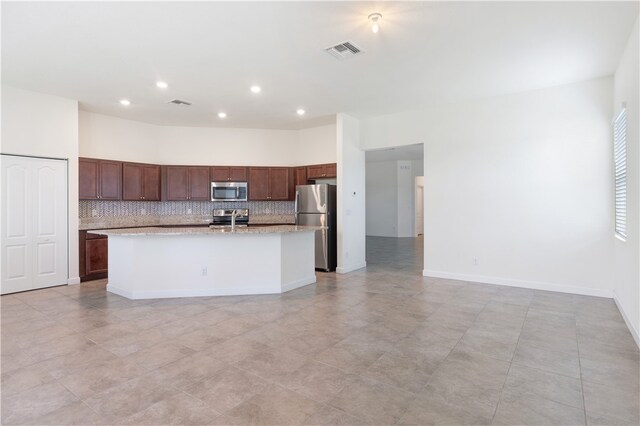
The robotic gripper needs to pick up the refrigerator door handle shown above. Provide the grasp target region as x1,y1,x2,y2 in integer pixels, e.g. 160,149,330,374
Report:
294,190,300,223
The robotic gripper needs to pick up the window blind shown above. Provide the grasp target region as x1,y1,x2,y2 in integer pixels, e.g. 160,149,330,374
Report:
614,108,627,240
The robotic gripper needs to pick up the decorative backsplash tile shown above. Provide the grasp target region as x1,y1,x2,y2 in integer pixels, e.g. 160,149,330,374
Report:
79,200,294,218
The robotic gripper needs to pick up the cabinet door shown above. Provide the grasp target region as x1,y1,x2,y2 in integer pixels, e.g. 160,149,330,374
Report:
325,163,337,178
294,167,307,187
122,163,143,200
85,238,108,275
188,167,210,200
165,166,190,200
306,165,325,179
229,167,247,181
142,165,161,201
79,158,99,199
210,167,230,182
248,167,270,200
99,160,122,200
269,168,290,200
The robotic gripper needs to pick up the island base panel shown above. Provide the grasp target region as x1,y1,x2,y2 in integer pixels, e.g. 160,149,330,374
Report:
105,231,316,299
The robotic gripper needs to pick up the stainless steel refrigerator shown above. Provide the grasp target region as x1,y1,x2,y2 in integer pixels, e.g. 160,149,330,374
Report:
295,184,337,272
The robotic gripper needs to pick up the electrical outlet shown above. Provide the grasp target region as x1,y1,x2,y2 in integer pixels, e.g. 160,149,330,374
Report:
473,257,479,266
202,267,207,276
187,209,192,214
141,208,146,215
91,209,97,217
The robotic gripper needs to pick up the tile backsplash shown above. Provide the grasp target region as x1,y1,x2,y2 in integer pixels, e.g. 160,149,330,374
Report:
79,200,294,218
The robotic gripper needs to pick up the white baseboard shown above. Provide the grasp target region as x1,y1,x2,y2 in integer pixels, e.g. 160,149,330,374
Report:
336,261,367,274
422,269,613,298
107,276,316,300
67,277,81,285
281,276,317,292
613,291,640,349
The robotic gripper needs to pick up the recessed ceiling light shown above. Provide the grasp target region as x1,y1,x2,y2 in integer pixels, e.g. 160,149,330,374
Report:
218,112,227,119
250,85,261,94
156,81,168,89
119,99,131,106
296,109,306,116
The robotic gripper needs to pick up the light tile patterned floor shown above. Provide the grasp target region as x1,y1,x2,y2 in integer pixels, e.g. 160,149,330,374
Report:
1,236,638,425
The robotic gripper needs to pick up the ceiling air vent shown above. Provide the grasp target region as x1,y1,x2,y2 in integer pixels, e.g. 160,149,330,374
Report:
325,41,364,60
167,99,192,106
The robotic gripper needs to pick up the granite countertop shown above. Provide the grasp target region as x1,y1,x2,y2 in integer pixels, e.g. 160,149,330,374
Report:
88,225,320,236
79,214,296,230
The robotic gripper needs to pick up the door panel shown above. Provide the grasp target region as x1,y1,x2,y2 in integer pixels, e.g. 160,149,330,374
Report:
188,167,210,200
142,165,161,201
165,166,189,200
122,163,143,200
36,166,56,236
99,160,121,200
229,167,247,181
6,246,27,279
79,158,99,199
249,168,269,200
296,185,327,214
36,243,56,275
86,238,108,275
297,213,328,270
210,167,230,182
325,163,337,178
2,155,68,294
269,168,290,200
34,162,67,287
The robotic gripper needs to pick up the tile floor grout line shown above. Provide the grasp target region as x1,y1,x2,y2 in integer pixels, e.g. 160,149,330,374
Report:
489,292,531,425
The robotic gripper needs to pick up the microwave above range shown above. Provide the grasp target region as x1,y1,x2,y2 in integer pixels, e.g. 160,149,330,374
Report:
211,181,247,202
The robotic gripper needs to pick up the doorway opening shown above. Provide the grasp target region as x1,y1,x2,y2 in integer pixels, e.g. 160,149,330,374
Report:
364,143,424,273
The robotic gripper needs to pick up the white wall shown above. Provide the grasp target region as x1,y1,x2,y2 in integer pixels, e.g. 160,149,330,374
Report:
361,77,615,297
80,111,335,166
1,85,80,284
613,16,639,345
297,124,337,165
336,113,366,273
366,159,424,237
366,161,398,237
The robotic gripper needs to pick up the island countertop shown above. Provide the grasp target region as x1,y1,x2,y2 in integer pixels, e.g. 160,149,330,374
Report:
89,225,321,237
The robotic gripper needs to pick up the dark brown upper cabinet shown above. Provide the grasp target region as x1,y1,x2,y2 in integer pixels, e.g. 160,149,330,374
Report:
79,158,122,200
163,166,210,201
248,167,293,201
294,166,308,188
122,163,161,201
210,166,248,182
306,163,337,179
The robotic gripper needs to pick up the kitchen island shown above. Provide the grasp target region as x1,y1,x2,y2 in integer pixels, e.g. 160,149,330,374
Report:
89,225,319,299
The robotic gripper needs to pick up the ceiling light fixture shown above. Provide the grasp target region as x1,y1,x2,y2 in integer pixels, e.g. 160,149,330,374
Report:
119,99,131,106
218,112,227,119
250,85,261,94
156,81,168,89
296,109,306,116
368,12,382,33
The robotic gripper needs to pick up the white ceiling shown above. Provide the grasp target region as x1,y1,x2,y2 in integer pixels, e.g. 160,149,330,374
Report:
2,2,637,130
366,143,423,163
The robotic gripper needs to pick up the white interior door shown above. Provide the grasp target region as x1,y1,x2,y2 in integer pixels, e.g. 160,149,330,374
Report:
1,155,68,294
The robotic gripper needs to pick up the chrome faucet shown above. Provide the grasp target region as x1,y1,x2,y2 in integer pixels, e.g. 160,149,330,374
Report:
231,209,238,231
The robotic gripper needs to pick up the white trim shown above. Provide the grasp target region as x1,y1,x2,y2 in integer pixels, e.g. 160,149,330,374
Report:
281,275,317,292
67,277,81,285
613,291,640,349
336,261,367,274
107,275,316,300
422,269,613,298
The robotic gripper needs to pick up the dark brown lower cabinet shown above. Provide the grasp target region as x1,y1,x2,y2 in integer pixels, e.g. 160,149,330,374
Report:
80,231,108,281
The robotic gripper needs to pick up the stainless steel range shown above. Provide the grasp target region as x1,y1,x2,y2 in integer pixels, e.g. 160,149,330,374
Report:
209,209,249,228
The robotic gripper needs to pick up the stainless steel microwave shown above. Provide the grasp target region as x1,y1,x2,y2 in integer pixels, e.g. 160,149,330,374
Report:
211,181,248,202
